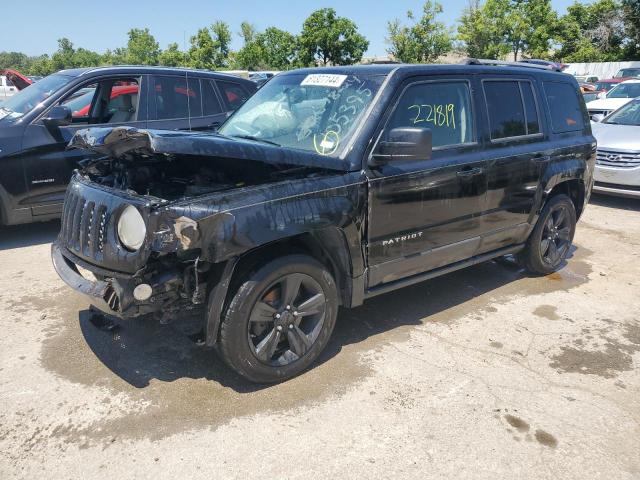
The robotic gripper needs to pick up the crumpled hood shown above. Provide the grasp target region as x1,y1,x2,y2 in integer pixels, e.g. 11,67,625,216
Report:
68,126,349,172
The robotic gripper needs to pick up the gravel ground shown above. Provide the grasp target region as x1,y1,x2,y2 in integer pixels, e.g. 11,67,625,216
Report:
1,194,639,479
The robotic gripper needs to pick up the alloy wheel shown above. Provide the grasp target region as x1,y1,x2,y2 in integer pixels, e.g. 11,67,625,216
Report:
540,205,571,266
247,273,326,366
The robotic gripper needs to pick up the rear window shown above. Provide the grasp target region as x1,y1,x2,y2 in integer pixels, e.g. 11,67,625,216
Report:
217,80,251,110
543,82,585,133
483,80,540,140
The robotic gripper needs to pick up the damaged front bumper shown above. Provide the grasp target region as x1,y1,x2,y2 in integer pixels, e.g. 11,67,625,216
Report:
51,241,187,319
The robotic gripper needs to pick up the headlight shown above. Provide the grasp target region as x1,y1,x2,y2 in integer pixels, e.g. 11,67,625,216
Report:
117,205,146,251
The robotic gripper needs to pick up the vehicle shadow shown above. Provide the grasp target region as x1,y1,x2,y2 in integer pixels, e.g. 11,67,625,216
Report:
589,193,640,212
79,251,549,393
0,220,60,251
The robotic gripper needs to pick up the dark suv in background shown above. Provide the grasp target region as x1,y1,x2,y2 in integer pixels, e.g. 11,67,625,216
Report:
52,62,595,383
0,66,256,225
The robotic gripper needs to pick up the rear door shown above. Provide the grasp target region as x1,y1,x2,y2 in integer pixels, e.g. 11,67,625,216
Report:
147,75,227,131
366,76,488,287
20,75,147,217
477,76,550,253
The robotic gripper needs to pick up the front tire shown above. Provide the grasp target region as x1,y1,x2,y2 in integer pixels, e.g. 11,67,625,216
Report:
217,255,338,383
518,194,577,275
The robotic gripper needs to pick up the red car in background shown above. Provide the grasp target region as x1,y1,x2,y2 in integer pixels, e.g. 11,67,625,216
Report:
1,69,32,90
592,78,627,97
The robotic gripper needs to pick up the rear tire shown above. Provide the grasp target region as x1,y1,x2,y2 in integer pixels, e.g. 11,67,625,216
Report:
217,254,338,383
518,194,576,275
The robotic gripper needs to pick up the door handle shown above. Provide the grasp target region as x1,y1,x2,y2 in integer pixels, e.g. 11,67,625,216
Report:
532,155,551,164
456,167,484,178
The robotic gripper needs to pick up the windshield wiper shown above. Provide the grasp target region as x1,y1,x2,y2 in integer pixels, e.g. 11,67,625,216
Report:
231,134,281,147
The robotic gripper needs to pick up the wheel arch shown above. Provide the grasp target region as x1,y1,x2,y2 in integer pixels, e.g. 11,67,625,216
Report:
545,178,586,219
204,228,355,345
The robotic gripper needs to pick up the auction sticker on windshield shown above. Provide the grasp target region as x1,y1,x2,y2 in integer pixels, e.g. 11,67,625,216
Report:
301,74,348,88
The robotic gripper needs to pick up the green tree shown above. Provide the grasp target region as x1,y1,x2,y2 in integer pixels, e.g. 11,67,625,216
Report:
458,0,509,58
623,0,640,57
125,28,160,65
236,27,297,70
51,38,77,70
504,0,558,60
387,1,453,62
189,21,232,69
0,52,29,71
189,27,217,69
159,43,187,67
554,0,625,61
239,21,257,44
298,8,369,66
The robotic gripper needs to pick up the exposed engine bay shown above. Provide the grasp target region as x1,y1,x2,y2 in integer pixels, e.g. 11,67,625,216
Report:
79,153,321,201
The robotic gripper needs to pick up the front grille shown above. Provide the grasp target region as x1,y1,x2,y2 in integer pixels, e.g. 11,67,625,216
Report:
61,193,110,260
596,148,640,169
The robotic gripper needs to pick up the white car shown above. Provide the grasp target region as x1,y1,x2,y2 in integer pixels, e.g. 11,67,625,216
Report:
591,98,640,198
586,79,640,119
0,75,19,101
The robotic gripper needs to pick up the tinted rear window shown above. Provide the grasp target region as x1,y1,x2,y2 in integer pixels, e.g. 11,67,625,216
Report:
543,82,585,133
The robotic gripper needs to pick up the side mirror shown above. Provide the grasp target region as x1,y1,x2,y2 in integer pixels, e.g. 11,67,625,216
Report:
597,91,607,99
42,105,72,128
591,114,604,123
371,127,432,165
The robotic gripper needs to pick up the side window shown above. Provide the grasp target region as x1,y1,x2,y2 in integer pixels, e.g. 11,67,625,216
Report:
217,80,250,110
520,82,540,135
61,84,98,120
6,77,14,87
484,81,526,139
386,81,474,149
543,82,585,133
484,80,542,140
57,77,140,125
152,76,203,120
201,79,223,116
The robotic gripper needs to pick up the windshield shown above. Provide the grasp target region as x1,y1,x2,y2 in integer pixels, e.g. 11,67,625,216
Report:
604,100,640,126
219,73,384,157
606,83,640,98
0,73,73,119
615,68,640,78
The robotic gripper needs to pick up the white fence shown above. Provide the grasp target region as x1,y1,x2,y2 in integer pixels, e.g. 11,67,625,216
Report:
565,61,640,79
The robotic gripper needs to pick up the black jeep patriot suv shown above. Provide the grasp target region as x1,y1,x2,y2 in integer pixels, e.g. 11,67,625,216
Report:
52,62,595,383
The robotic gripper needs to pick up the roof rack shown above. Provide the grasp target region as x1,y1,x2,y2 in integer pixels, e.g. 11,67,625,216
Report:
459,58,558,71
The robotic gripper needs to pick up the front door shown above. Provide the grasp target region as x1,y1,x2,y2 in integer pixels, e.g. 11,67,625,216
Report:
366,77,488,288
21,75,147,217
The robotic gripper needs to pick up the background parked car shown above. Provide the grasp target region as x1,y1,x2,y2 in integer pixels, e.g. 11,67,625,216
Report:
591,98,640,198
0,69,32,101
575,75,599,83
592,78,625,96
0,66,256,225
585,79,640,119
613,67,640,78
